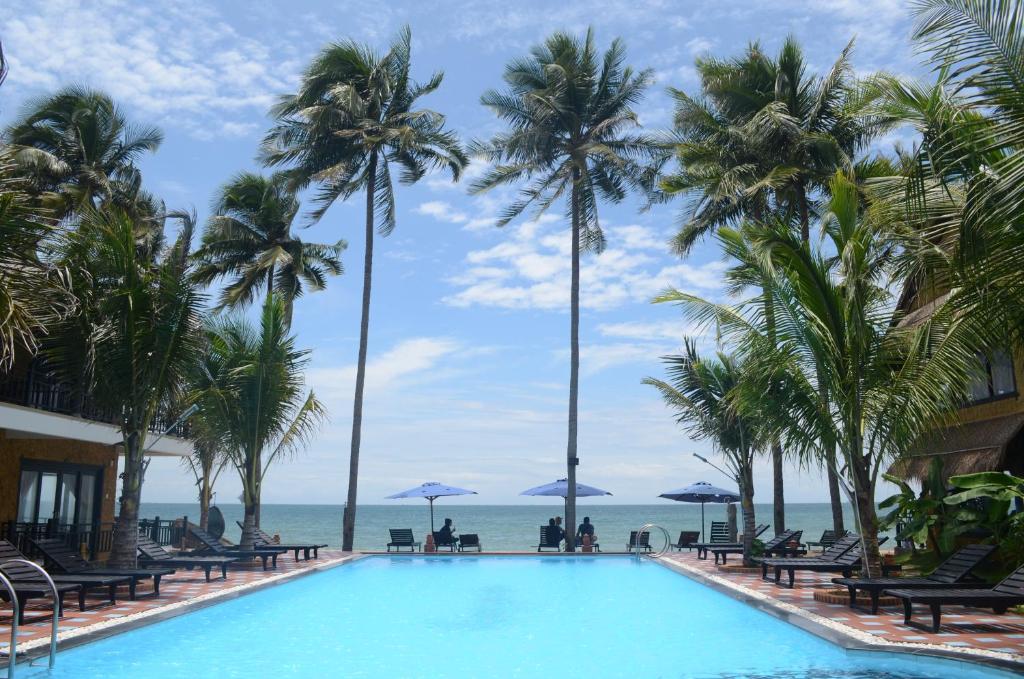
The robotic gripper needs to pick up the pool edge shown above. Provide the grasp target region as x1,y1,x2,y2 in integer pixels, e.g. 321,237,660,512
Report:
652,554,1024,676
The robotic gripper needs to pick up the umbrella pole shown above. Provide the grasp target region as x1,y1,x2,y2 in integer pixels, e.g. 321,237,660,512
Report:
429,497,436,534
701,501,706,542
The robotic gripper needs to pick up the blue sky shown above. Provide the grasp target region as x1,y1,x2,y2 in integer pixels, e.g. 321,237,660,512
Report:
2,0,924,506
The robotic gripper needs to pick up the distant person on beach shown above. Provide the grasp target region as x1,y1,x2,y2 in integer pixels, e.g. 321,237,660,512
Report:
437,518,457,546
577,517,596,544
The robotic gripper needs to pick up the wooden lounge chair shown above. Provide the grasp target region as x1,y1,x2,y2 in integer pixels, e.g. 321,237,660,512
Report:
709,529,803,565
805,529,838,552
184,526,282,570
537,526,561,552
833,544,995,613
0,578,80,624
627,531,652,552
672,531,700,551
760,534,862,588
0,540,130,616
30,537,175,599
236,522,327,560
695,524,770,559
137,534,237,581
387,529,421,552
432,531,457,552
457,534,482,552
885,562,1024,632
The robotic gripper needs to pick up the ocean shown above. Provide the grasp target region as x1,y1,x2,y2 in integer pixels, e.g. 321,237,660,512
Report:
139,502,889,551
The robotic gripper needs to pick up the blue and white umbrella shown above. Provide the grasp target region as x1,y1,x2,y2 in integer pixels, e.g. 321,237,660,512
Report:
520,478,613,498
659,481,739,541
386,482,477,532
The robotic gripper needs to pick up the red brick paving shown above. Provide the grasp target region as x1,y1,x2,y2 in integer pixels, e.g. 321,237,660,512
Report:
663,550,1024,660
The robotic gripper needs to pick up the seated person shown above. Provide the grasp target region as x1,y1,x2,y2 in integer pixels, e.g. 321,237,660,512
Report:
547,517,565,544
576,516,597,544
436,518,458,546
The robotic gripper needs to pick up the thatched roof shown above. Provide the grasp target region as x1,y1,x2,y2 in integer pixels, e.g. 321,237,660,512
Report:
891,412,1024,481
894,291,952,329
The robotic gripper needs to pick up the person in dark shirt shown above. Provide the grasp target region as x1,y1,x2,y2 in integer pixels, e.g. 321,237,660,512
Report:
577,516,596,544
547,517,565,545
436,518,458,547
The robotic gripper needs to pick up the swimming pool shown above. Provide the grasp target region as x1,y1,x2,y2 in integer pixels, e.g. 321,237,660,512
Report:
20,556,1018,678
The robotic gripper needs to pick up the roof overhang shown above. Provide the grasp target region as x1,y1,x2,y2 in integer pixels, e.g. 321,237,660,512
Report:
891,412,1024,481
0,402,190,457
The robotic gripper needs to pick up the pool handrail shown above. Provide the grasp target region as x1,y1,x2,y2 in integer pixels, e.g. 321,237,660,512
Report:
632,523,671,559
0,559,59,675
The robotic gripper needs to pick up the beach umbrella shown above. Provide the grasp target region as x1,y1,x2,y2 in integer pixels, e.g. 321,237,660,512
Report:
386,482,478,533
519,478,613,498
659,481,739,541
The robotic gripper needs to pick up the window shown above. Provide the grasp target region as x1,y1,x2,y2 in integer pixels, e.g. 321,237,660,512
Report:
966,349,1018,405
16,462,102,527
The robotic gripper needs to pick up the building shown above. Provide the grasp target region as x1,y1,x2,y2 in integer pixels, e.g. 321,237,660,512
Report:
894,285,1024,481
0,358,189,556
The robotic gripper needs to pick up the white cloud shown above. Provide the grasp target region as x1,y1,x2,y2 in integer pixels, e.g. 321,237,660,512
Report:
415,201,469,224
307,337,462,395
579,342,661,375
686,37,714,55
597,320,692,342
2,0,299,139
444,219,725,311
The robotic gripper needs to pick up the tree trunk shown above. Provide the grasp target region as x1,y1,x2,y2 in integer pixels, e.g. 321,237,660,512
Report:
564,174,582,552
240,503,257,552
825,447,846,535
199,469,211,531
740,464,756,567
797,181,810,244
342,152,378,552
239,458,259,550
109,432,142,568
772,442,785,534
851,459,881,578
254,484,261,528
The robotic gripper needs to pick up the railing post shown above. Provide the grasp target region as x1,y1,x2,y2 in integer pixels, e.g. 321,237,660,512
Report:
151,516,160,543
181,516,188,549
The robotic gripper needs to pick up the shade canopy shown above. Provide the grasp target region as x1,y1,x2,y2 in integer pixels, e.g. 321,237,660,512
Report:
386,482,478,533
659,481,739,504
386,482,478,500
520,479,613,498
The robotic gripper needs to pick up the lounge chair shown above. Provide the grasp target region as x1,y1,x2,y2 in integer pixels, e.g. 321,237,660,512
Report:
432,531,457,552
0,578,80,624
885,562,1024,632
236,522,327,560
137,534,237,581
760,534,862,587
183,525,282,570
537,526,561,552
833,544,995,613
627,531,652,552
457,534,482,552
695,524,770,560
805,529,839,552
672,531,700,551
30,537,175,599
387,529,421,552
0,540,130,616
709,529,803,565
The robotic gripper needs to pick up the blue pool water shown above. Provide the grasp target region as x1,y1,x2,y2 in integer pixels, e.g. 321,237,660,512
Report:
22,556,1015,678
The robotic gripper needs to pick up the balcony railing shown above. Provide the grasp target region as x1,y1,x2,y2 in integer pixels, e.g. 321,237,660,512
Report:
2,516,189,561
0,363,190,438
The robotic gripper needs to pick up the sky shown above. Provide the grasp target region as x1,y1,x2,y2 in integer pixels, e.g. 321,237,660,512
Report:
0,0,927,506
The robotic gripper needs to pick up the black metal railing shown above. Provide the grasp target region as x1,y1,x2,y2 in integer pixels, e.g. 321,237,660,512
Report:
137,516,189,548
1,520,115,560
0,362,190,438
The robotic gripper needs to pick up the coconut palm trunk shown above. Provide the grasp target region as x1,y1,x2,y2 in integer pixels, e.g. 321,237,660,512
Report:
565,174,582,552
739,464,756,566
111,432,144,567
343,152,378,552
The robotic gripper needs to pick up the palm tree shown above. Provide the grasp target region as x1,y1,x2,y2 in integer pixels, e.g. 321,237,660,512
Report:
45,206,203,567
4,87,162,217
191,295,325,549
645,341,764,565
262,27,465,551
471,29,656,549
192,171,345,325
660,37,872,535
656,173,980,574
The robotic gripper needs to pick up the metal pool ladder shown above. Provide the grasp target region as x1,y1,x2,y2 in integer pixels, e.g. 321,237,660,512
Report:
0,559,59,678
631,523,672,560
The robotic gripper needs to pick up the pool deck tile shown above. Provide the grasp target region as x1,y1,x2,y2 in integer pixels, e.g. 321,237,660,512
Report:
661,550,1024,666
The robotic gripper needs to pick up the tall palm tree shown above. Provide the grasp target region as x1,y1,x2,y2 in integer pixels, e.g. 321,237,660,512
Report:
190,295,325,549
192,171,345,325
657,173,980,574
4,87,162,217
45,207,203,567
645,341,764,565
660,37,871,535
262,27,466,551
471,29,656,549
